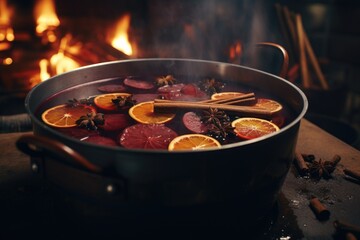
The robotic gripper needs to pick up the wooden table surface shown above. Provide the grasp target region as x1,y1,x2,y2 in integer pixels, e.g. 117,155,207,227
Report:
0,119,359,239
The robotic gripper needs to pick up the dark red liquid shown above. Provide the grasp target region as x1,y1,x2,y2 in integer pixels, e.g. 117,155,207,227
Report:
36,75,295,149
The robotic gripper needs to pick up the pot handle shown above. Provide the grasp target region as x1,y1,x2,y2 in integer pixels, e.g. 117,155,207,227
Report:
16,134,102,173
256,42,289,79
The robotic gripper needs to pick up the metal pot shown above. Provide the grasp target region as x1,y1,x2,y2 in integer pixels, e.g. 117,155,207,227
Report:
16,58,307,227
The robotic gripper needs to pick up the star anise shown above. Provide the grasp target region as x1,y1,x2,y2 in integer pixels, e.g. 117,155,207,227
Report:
201,108,230,126
198,77,225,95
112,95,136,109
76,112,104,130
66,98,91,107
155,75,176,86
308,158,338,180
207,121,235,140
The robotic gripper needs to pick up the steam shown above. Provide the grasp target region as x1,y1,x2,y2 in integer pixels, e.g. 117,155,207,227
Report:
146,0,282,63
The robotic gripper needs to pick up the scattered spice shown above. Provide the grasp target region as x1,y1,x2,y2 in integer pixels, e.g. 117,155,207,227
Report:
294,153,342,180
66,98,91,107
334,220,360,238
111,95,136,109
343,168,360,182
198,77,225,95
294,151,309,175
155,75,176,86
309,196,330,221
308,158,339,179
76,112,104,130
200,108,234,142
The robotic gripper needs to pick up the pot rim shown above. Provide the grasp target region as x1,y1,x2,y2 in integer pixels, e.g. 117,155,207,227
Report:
25,58,308,154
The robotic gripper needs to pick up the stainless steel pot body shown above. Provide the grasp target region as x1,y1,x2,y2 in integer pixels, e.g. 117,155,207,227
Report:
20,58,308,222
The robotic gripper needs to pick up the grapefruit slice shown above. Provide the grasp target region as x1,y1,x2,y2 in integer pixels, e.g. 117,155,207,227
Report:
119,123,178,149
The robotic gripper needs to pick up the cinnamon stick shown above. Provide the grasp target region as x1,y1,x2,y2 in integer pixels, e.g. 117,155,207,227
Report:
303,29,330,90
153,100,273,118
343,168,360,182
294,151,309,175
309,196,330,220
296,14,311,88
334,220,360,236
200,92,255,104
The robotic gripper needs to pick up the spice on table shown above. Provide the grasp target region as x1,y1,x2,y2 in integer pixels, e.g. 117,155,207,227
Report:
308,154,341,180
294,151,309,175
309,196,330,221
346,232,358,240
334,220,360,238
343,168,360,182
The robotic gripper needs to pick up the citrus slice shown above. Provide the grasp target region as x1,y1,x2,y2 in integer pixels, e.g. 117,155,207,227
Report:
120,123,178,149
211,92,245,100
129,101,175,124
231,117,280,140
42,104,96,128
94,93,131,111
255,98,282,113
168,134,221,151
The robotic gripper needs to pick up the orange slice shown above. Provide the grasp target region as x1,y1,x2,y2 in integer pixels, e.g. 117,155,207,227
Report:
211,92,245,100
231,117,280,140
168,134,221,151
42,104,96,128
94,93,131,111
129,101,175,124
255,98,282,113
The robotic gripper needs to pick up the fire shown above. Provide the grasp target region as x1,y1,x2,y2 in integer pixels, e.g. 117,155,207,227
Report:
229,41,243,62
34,0,60,43
109,13,133,56
49,35,80,77
0,0,14,42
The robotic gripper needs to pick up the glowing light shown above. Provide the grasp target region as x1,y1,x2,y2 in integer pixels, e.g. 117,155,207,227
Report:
229,41,243,61
109,13,133,56
39,59,50,81
34,0,60,43
49,35,80,75
0,0,14,42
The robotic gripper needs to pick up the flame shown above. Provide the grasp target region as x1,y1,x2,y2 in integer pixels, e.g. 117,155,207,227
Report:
49,35,80,76
229,41,243,61
0,0,14,42
109,13,133,56
34,0,60,42
39,59,50,81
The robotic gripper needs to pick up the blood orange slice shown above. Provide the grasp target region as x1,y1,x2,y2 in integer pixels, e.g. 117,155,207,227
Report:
83,135,118,147
94,93,131,111
124,78,154,90
129,101,175,124
231,117,280,140
41,104,96,128
182,112,208,133
99,113,133,131
255,98,283,113
168,134,221,151
119,123,178,149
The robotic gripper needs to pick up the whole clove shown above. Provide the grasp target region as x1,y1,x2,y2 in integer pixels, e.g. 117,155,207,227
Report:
309,196,330,221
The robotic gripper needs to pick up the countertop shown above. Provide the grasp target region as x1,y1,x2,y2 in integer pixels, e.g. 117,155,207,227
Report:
0,119,360,239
